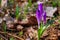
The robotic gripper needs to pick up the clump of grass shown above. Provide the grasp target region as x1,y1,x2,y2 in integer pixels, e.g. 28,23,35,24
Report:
21,0,32,19
38,20,54,40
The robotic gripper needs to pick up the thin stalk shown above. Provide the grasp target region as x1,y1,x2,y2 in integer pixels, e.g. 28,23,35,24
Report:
38,29,40,40
38,22,43,40
38,22,49,40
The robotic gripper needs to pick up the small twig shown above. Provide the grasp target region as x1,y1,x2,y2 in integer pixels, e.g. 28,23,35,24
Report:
0,34,8,40
0,31,24,40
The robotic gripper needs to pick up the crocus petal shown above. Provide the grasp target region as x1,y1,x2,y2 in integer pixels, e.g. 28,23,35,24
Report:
38,2,44,21
43,11,46,24
38,2,43,14
36,10,40,27
36,9,42,27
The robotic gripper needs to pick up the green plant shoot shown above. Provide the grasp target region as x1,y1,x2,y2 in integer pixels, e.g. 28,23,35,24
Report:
28,0,32,7
10,37,14,40
19,31,23,36
15,4,20,19
38,20,54,40
2,22,6,32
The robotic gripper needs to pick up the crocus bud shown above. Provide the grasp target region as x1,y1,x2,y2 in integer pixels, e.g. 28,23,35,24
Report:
36,2,46,28
37,1,43,14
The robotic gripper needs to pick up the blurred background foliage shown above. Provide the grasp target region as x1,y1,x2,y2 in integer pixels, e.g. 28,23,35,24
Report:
0,0,1,7
46,0,60,7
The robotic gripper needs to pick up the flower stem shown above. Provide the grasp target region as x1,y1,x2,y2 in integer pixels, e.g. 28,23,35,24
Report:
38,22,43,40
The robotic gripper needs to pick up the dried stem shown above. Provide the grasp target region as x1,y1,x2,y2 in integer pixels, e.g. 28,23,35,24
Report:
0,31,24,40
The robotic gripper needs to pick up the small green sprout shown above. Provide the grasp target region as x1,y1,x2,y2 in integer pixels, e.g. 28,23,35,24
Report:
28,0,32,7
15,4,20,19
19,31,23,36
23,0,32,19
10,37,14,40
2,22,6,32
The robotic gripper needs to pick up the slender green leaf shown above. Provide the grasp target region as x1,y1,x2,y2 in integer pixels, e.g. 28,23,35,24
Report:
3,22,6,32
15,5,20,19
38,20,54,40
0,0,1,5
38,22,44,40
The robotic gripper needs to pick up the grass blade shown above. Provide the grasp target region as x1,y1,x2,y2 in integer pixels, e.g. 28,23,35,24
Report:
15,4,20,19
38,20,54,40
2,22,6,32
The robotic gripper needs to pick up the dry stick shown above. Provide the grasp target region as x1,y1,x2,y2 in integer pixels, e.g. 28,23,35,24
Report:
0,31,24,40
0,34,8,40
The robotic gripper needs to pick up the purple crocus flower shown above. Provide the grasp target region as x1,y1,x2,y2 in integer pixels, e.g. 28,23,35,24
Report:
36,2,46,27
